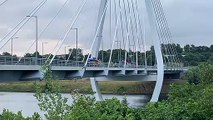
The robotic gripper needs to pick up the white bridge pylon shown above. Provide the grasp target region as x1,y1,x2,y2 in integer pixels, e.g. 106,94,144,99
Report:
89,0,167,102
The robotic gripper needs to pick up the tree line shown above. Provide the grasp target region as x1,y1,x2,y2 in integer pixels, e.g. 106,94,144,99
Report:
1,44,213,66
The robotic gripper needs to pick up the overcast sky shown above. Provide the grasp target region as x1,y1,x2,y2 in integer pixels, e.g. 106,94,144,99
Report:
0,0,212,55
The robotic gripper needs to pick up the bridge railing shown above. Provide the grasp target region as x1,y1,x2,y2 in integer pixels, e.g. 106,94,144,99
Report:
0,56,37,65
51,59,85,67
0,56,84,67
0,56,162,69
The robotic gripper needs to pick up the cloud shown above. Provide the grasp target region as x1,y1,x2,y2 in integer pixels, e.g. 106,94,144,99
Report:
161,0,213,46
0,0,213,56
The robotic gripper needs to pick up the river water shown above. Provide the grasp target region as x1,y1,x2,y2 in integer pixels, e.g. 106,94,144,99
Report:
0,92,150,117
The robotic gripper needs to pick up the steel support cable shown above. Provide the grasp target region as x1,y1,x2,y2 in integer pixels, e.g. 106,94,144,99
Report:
126,0,137,66
148,0,163,67
65,48,74,65
108,0,121,68
41,1,71,38
114,0,123,62
126,0,136,52
132,0,142,66
135,0,146,66
65,47,74,65
0,0,47,44
150,0,174,68
44,0,72,65
136,2,146,67
113,0,121,62
101,37,104,62
0,0,8,7
84,0,109,68
42,7,79,65
153,0,177,68
151,0,172,68
118,0,126,53
109,0,112,54
126,0,132,63
122,0,132,69
128,0,136,66
47,27,67,62
17,0,71,64
156,0,180,69
135,0,147,67
118,0,126,62
153,0,179,67
122,0,130,68
122,0,130,48
128,1,136,64
0,0,48,51
48,0,88,65
156,0,181,67
98,0,112,64
113,0,121,63
153,0,176,68
130,0,140,67
122,0,128,48
155,0,178,53
155,0,179,69
96,0,111,63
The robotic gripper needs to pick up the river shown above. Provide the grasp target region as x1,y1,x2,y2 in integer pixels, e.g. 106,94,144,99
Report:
0,92,150,117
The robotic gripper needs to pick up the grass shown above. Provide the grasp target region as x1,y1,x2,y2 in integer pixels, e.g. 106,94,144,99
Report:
0,79,185,94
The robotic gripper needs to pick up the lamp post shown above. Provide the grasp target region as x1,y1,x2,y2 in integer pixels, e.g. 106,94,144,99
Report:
42,42,48,56
11,37,18,57
26,15,38,64
10,37,18,64
115,41,121,62
71,28,78,62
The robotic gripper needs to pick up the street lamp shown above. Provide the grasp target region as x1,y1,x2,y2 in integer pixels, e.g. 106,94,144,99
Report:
42,42,48,56
11,37,19,56
10,36,18,64
115,41,121,62
26,15,38,64
71,28,78,62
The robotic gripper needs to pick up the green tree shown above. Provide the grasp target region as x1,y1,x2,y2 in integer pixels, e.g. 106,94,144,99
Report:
210,45,213,52
2,52,11,56
184,44,190,53
140,64,213,120
67,48,84,61
34,63,71,120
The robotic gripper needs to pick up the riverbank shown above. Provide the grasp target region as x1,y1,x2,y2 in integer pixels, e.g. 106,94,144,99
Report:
0,79,186,95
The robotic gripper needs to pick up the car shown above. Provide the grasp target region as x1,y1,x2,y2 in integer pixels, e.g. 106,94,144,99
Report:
87,57,101,66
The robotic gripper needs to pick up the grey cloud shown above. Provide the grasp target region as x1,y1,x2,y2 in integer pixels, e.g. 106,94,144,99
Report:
0,0,213,55
161,0,213,46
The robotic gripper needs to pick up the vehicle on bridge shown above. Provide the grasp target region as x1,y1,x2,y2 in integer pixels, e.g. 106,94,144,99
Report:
87,57,101,67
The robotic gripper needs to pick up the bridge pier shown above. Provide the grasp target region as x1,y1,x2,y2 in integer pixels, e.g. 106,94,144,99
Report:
90,77,103,101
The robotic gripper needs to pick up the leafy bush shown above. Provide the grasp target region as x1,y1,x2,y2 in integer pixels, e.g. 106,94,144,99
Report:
139,63,213,120
34,63,71,120
0,109,41,120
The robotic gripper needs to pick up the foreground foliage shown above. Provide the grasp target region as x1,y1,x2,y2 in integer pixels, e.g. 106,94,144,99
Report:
0,63,213,120
141,63,213,120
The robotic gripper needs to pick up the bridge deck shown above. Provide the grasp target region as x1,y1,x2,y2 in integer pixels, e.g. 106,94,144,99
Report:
0,65,184,82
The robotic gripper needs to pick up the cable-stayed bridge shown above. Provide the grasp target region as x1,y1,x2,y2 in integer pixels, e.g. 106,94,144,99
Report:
0,0,185,102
